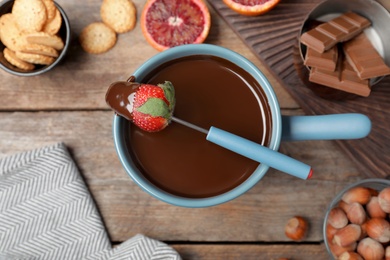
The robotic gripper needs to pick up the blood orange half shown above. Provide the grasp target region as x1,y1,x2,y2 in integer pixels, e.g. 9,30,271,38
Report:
223,0,280,16
141,0,211,51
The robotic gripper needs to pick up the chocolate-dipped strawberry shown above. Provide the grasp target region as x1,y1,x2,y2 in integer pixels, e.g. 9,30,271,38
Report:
106,77,175,132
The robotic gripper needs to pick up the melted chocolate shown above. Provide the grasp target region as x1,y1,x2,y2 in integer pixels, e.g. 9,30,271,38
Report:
105,77,140,121
124,55,272,198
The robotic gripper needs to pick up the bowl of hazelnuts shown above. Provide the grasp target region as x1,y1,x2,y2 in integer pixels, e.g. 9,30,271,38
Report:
323,178,390,260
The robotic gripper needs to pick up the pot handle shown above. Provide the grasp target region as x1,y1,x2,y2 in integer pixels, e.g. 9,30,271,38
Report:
281,113,371,141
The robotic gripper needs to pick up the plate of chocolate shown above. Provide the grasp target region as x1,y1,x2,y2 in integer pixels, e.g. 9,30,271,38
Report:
297,0,390,98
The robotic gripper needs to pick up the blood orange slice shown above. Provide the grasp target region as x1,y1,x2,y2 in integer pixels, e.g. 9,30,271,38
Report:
141,0,211,51
223,0,280,16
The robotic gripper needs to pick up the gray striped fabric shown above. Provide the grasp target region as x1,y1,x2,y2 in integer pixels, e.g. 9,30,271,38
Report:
0,143,181,260
86,234,181,260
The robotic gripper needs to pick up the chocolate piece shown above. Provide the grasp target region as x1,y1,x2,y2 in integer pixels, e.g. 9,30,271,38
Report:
309,57,370,97
304,45,338,71
300,27,336,53
317,23,345,42
343,33,390,79
329,16,358,34
329,15,367,40
300,12,371,53
342,12,371,28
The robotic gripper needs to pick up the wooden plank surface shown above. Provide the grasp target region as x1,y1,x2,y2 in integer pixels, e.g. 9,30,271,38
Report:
0,0,371,258
172,244,327,260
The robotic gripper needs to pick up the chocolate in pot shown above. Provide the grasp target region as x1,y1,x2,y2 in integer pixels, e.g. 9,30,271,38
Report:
125,55,272,198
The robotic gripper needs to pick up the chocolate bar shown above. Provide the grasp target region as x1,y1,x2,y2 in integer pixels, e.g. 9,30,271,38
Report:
343,33,390,79
304,45,338,71
300,12,371,53
309,57,370,97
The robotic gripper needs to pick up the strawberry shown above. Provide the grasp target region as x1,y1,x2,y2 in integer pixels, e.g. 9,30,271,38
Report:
131,81,175,132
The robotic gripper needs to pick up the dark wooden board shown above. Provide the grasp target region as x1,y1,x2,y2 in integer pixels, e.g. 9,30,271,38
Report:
207,0,390,179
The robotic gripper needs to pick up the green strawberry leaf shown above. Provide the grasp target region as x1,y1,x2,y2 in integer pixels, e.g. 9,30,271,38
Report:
159,81,175,109
137,98,171,119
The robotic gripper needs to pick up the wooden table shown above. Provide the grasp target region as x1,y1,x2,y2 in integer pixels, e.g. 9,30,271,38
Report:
0,0,370,259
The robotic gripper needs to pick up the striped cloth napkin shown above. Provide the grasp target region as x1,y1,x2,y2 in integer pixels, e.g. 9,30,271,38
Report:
0,143,181,260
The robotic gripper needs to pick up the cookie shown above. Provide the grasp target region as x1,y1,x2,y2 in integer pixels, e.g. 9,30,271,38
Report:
15,51,55,65
25,32,64,50
100,0,136,33
42,0,56,21
3,48,35,71
12,0,47,32
0,13,27,51
79,22,116,54
42,8,62,35
20,43,59,57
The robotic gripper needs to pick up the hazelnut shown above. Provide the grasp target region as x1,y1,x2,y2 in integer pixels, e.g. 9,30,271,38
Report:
367,196,387,219
329,241,357,258
333,224,361,247
367,188,380,196
379,187,390,213
326,223,339,241
284,216,308,241
337,251,363,260
366,217,390,243
342,187,371,205
328,207,349,229
346,202,366,225
359,222,368,240
339,200,353,213
357,237,384,260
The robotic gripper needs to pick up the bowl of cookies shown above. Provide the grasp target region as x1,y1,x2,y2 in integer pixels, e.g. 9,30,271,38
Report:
0,0,71,76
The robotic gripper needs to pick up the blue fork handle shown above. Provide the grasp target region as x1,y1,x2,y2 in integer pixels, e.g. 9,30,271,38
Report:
204,113,371,180
206,127,312,180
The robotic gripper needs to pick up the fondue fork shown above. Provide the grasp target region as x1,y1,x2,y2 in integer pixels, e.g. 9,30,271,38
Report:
171,117,313,180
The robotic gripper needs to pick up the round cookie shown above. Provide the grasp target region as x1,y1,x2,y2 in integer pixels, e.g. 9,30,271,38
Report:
12,0,47,32
42,0,56,21
0,13,27,51
25,31,64,50
20,43,59,58
79,22,117,54
15,51,55,65
100,0,136,33
42,8,62,35
3,48,35,71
